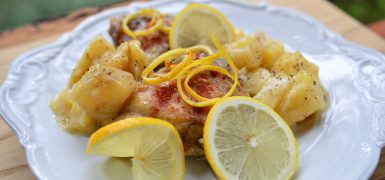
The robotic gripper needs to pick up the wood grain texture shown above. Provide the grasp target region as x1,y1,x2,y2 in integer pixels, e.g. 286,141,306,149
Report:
0,1,141,49
0,0,384,179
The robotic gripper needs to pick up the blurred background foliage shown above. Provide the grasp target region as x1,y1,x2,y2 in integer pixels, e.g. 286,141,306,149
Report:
0,0,384,31
0,0,124,31
330,0,385,24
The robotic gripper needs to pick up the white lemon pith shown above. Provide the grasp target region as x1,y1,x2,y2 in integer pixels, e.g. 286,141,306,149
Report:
203,97,298,180
169,3,235,49
86,118,185,180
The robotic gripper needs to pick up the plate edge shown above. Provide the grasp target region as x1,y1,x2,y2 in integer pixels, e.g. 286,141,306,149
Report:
0,0,384,179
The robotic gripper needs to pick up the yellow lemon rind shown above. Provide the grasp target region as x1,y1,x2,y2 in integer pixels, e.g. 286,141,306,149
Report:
203,96,298,180
169,3,235,49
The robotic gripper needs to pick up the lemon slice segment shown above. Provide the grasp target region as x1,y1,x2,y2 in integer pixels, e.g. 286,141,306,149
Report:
87,117,185,180
203,97,298,180
169,3,235,49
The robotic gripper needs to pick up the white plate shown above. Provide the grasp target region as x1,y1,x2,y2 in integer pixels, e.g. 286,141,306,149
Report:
1,0,385,179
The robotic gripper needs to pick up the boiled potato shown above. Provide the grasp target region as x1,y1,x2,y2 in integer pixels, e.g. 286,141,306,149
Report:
272,52,318,76
67,36,114,87
234,29,246,40
226,35,262,70
97,112,144,127
114,112,143,121
97,40,148,80
254,32,268,48
97,42,130,71
245,68,272,97
261,40,284,68
277,70,325,125
127,40,149,80
50,90,98,135
253,73,293,109
71,66,136,121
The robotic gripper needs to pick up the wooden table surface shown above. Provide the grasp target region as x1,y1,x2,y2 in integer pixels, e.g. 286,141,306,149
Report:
0,0,384,179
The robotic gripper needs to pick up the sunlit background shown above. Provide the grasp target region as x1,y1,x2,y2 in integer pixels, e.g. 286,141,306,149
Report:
0,0,124,31
0,0,384,32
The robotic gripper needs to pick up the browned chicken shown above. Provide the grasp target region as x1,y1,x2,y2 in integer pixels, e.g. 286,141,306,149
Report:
107,14,249,155
109,16,170,60
52,11,325,157
121,69,247,155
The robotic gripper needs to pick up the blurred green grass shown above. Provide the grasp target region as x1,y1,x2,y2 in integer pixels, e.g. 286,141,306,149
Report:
330,0,385,24
0,0,124,31
0,0,384,31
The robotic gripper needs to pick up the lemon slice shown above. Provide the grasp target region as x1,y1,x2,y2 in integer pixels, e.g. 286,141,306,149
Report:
87,117,185,180
169,4,235,49
203,96,298,179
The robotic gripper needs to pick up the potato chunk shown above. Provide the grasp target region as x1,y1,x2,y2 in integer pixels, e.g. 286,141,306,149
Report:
261,40,284,68
272,52,318,76
226,35,262,70
96,40,148,80
253,73,293,109
68,36,114,87
245,68,272,97
50,90,98,135
127,40,149,80
97,42,130,71
71,66,136,121
277,71,325,125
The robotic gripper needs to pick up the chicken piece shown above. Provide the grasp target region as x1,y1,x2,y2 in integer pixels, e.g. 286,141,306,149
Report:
109,16,170,61
124,70,247,155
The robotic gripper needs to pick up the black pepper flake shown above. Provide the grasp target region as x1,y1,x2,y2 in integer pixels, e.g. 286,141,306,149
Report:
313,81,316,85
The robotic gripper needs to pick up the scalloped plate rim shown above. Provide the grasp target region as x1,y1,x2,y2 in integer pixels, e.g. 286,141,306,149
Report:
0,0,384,179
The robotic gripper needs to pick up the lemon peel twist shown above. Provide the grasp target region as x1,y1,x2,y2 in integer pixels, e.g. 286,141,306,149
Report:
165,45,214,70
141,35,238,107
183,65,236,102
122,9,163,39
142,48,193,85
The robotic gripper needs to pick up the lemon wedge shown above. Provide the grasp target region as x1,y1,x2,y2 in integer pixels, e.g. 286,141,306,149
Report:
86,117,185,180
203,96,298,179
169,3,235,49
